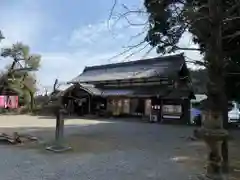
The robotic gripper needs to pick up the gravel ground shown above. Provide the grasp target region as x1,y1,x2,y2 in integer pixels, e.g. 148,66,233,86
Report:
0,115,238,180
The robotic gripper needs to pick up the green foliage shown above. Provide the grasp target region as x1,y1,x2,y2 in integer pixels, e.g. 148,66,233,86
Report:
1,43,41,70
225,57,240,102
0,31,4,42
144,0,187,53
0,42,41,111
144,0,240,55
144,0,240,101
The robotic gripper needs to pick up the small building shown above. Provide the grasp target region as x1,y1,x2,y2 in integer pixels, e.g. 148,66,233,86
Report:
62,53,194,124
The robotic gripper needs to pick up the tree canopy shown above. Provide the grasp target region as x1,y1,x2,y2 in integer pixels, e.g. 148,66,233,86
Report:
144,0,240,100
143,0,240,174
0,42,41,110
144,0,240,55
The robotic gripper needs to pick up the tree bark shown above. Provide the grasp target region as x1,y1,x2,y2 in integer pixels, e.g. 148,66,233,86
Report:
222,105,229,173
203,0,228,177
29,91,34,111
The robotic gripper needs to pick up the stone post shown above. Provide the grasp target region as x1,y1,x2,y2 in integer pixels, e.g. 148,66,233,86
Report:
197,110,228,180
46,103,71,153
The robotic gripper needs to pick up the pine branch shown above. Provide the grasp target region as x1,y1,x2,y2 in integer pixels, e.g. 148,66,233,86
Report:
141,46,155,59
223,31,240,41
108,0,117,30
224,0,240,17
223,16,240,22
105,41,146,62
122,43,149,61
176,47,201,51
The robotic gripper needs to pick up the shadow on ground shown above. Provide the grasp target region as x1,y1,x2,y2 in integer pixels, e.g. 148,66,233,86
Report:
0,116,240,179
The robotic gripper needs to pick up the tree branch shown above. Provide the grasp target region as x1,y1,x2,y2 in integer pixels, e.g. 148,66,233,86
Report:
224,47,240,56
176,47,201,51
224,0,240,17
141,46,155,59
0,31,4,41
105,41,146,62
108,0,117,30
223,31,240,41
188,16,210,26
122,43,149,61
157,38,201,52
126,26,148,44
186,60,207,67
112,10,147,30
122,16,148,26
223,16,240,22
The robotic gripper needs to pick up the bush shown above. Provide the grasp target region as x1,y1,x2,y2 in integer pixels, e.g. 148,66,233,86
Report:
0,108,8,114
18,106,30,114
30,105,43,115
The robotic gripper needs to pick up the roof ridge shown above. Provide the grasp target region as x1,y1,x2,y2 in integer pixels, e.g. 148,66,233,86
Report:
83,53,184,72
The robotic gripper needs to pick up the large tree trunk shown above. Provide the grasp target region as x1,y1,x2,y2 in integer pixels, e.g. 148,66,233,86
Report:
222,106,229,173
202,0,228,178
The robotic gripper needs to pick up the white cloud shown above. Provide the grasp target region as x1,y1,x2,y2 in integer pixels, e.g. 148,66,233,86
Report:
37,46,156,87
35,18,153,86
37,19,202,90
0,0,202,94
68,16,148,49
177,32,203,68
0,1,46,48
68,20,116,46
0,0,48,72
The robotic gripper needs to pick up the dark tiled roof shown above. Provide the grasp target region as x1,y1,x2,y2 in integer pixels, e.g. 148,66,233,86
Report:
162,89,193,99
101,87,193,98
80,83,102,96
81,84,189,98
101,87,170,97
57,83,193,99
70,53,185,83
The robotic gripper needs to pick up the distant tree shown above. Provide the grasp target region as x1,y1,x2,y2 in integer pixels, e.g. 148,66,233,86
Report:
190,67,240,103
0,43,41,111
0,31,3,42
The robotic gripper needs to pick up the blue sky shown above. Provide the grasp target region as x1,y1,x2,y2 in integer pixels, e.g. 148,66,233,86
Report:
0,0,201,93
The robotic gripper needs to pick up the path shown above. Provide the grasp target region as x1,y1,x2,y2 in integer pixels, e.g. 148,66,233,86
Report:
0,115,238,180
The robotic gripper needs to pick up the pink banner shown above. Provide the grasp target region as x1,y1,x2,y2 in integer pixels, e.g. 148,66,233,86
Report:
0,96,18,109
0,96,5,108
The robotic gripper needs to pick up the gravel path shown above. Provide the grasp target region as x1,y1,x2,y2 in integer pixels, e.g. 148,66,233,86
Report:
0,115,231,180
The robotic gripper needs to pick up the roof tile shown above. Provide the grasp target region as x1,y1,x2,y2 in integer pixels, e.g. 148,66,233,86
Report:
70,53,185,83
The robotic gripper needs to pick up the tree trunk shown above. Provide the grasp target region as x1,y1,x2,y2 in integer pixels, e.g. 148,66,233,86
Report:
221,140,229,172
222,105,229,173
203,0,228,177
29,91,34,111
23,84,35,112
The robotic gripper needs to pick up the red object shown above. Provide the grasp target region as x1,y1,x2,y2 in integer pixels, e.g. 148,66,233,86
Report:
0,96,19,109
7,96,19,109
0,96,5,108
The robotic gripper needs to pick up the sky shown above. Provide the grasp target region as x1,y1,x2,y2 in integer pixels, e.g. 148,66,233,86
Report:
0,0,202,93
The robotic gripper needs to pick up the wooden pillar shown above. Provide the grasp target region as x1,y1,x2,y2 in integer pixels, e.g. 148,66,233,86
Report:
182,98,190,125
55,109,64,143
88,95,91,114
160,99,163,123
